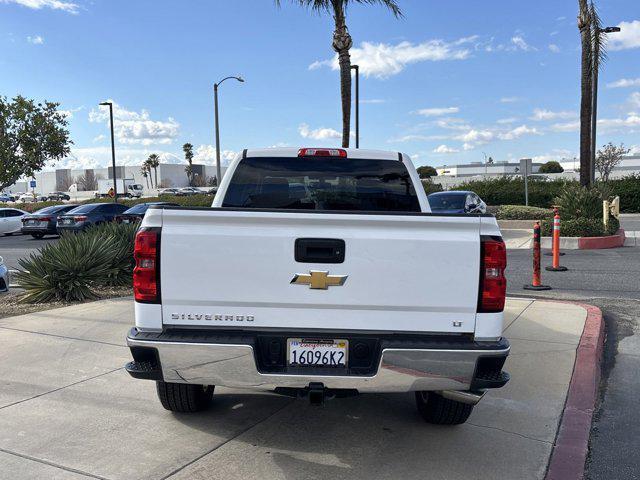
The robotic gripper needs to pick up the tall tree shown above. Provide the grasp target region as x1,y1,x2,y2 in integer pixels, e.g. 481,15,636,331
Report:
140,165,150,189
183,143,194,186
578,0,594,187
147,154,160,189
596,142,629,182
276,0,401,147
0,96,71,191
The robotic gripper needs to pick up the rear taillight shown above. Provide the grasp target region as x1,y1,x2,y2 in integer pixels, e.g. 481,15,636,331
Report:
74,216,88,222
298,148,347,158
478,236,507,313
133,228,161,303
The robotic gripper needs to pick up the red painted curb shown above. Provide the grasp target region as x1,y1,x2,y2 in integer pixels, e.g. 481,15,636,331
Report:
578,229,625,249
545,303,605,480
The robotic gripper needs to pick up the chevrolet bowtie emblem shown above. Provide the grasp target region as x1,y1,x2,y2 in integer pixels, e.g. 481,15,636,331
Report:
290,270,348,290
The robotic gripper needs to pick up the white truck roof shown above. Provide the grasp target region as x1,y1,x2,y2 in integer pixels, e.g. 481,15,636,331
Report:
243,147,402,161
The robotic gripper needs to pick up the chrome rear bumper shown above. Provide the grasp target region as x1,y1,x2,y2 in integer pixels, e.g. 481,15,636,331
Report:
126,328,510,394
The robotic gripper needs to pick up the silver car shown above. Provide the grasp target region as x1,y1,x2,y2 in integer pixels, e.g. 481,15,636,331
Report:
0,256,9,293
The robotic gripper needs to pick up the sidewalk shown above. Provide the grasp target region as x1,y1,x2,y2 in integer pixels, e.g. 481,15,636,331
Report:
0,297,590,480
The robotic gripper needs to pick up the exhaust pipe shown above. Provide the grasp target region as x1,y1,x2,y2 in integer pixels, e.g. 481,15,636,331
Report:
440,390,486,405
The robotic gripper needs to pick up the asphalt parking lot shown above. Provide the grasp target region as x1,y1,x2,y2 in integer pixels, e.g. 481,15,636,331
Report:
0,234,58,270
0,297,587,480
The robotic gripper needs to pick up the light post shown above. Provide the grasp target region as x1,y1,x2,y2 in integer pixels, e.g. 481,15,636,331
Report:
99,101,117,202
214,76,244,186
591,26,621,183
351,64,360,148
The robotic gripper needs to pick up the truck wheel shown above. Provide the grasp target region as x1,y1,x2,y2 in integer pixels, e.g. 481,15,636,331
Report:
156,381,214,413
414,392,473,425
31,233,45,239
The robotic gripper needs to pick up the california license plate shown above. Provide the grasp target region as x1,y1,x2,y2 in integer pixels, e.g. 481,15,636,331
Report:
287,338,348,367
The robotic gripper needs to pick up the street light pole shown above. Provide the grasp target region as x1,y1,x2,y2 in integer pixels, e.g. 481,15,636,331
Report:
99,101,117,202
351,65,359,148
214,76,244,186
591,26,621,184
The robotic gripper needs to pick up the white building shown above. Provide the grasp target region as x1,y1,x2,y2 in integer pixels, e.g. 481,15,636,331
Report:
435,160,543,178
6,163,225,196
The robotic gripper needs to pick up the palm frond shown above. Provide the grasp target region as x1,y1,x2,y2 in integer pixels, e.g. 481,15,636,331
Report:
275,0,402,18
589,2,608,73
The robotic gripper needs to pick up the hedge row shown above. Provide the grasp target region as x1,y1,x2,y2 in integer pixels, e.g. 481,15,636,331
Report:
5,194,213,213
448,175,640,213
540,216,620,237
495,205,553,220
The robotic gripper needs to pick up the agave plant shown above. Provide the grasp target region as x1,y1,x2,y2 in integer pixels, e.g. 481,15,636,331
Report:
554,184,603,220
15,222,137,303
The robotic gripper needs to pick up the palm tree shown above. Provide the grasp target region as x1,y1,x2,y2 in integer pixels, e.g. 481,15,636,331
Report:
140,165,150,189
183,143,194,186
578,0,593,187
276,0,402,147
147,154,160,189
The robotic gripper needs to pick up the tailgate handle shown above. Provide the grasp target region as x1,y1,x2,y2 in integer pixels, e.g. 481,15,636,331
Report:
295,238,345,264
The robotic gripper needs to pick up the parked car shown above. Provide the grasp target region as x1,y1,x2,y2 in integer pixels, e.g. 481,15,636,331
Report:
0,256,9,292
0,208,28,235
116,202,179,224
125,147,509,425
177,187,202,196
21,204,80,238
18,193,37,203
205,187,217,196
0,195,12,203
48,191,71,201
427,191,487,214
56,203,129,233
158,188,181,197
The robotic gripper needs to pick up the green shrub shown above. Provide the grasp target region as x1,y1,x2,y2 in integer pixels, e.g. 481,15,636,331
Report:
495,205,553,220
422,180,443,195
450,177,572,208
538,161,564,173
553,184,603,220
15,223,137,303
540,216,620,237
608,175,640,213
6,200,65,213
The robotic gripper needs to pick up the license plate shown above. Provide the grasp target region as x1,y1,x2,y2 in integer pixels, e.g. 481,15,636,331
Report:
62,219,73,225
287,338,348,367
26,220,37,226
38,221,48,227
121,218,131,224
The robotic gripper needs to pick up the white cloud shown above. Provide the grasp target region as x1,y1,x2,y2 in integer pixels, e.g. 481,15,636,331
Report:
550,121,580,132
607,78,640,89
92,134,105,142
360,98,386,104
192,144,238,166
608,20,640,51
309,37,474,79
454,129,495,144
58,105,82,119
89,100,180,146
298,123,342,140
510,36,537,52
26,35,44,44
500,96,521,103
531,108,576,121
434,118,471,130
548,44,560,53
433,144,459,154
496,117,517,124
0,0,79,13
415,107,460,117
497,124,539,140
387,134,449,143
629,92,640,109
598,113,640,130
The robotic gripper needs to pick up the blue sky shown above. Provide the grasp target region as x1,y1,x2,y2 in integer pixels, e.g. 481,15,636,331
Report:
1,0,639,170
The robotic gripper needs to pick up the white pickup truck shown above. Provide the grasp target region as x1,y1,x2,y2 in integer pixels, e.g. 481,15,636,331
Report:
126,147,509,425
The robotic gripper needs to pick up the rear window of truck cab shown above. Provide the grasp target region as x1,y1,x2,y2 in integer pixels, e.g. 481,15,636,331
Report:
222,157,421,212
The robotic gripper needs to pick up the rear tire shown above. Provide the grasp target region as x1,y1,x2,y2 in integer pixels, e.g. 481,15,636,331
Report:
156,381,214,413
31,233,45,239
415,391,473,425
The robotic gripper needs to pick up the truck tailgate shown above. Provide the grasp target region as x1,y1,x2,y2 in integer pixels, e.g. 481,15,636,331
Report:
159,209,481,334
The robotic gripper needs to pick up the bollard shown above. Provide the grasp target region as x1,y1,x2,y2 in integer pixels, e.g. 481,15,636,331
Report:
524,222,552,291
546,209,568,272
544,207,565,256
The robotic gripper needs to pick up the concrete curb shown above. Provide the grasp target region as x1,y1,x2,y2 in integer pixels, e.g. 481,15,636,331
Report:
545,302,605,480
541,229,626,250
